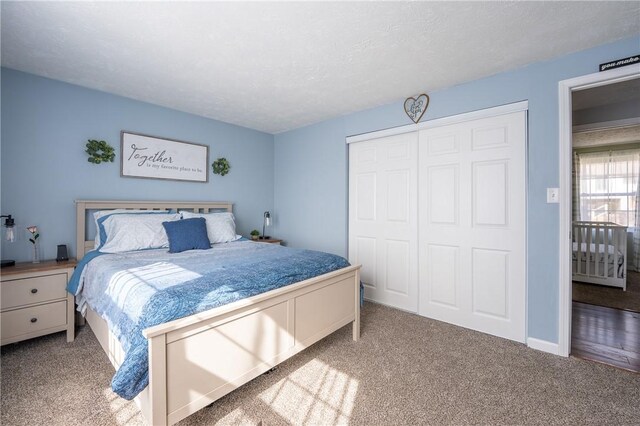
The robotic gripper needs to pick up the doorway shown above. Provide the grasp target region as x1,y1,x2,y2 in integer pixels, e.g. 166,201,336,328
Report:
558,66,640,371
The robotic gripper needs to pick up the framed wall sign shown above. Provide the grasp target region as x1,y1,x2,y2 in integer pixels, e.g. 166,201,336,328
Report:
121,131,209,183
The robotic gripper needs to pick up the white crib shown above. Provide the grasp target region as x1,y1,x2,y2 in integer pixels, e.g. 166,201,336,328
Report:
572,221,627,290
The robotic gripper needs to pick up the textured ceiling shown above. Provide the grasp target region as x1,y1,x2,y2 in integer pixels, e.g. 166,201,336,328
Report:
2,2,639,134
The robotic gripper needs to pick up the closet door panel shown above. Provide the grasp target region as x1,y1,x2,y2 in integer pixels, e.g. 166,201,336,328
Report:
355,173,377,221
472,160,508,227
355,237,377,288
471,248,509,319
427,165,459,225
349,133,418,312
419,111,526,343
426,244,459,309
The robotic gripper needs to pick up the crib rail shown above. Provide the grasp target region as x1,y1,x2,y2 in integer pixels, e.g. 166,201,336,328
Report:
572,221,627,290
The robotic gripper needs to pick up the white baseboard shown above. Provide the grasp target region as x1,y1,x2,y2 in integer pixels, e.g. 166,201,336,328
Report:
527,337,560,355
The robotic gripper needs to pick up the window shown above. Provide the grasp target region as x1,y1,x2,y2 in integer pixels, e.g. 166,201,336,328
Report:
576,149,640,228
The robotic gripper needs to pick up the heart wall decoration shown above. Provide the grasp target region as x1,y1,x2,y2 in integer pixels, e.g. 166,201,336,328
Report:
404,94,430,124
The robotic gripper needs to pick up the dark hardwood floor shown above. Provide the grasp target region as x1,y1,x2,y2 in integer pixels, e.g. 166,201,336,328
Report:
571,301,640,373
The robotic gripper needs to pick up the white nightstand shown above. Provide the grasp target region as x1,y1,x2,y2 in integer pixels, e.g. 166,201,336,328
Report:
1,259,76,345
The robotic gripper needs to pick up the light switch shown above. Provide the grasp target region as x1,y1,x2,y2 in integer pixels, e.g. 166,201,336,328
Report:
547,188,559,203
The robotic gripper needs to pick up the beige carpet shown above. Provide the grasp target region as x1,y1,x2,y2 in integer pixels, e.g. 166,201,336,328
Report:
573,270,640,312
2,303,639,426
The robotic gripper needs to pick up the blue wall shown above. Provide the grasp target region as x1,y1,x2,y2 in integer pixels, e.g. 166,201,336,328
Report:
1,68,274,262
274,35,640,343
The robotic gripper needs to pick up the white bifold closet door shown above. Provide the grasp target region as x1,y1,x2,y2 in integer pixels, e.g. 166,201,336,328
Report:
348,132,419,312
418,111,526,342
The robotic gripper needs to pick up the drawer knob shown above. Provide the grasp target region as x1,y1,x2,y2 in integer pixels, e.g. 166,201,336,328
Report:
31,288,38,294
30,318,38,323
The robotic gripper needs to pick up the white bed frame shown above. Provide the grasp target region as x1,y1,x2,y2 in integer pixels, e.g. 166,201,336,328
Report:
572,221,627,290
75,200,361,425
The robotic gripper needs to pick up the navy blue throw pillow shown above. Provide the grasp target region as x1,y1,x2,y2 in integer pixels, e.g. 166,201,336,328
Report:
162,217,211,253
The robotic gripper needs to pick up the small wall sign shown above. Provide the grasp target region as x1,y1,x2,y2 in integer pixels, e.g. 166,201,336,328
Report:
404,94,430,123
599,55,639,72
121,131,209,183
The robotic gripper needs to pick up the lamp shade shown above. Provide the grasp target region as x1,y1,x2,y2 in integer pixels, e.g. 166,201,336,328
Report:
261,211,272,239
5,226,15,243
2,215,15,242
1,214,16,267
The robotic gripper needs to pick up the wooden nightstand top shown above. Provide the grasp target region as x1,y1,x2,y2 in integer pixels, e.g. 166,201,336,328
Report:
252,238,283,244
0,259,77,277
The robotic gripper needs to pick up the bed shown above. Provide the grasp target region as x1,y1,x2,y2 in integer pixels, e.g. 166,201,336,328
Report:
73,200,361,425
572,221,627,290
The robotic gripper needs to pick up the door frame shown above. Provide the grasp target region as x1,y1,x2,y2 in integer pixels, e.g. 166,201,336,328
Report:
557,64,640,357
346,101,529,144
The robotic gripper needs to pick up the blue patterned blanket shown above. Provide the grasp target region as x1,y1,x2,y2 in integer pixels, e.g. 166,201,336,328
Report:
69,241,350,399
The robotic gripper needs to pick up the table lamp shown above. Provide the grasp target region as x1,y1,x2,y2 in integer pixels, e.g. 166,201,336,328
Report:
260,211,271,240
1,215,16,268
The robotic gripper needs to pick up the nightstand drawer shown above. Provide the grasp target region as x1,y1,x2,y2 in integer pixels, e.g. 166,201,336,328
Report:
1,300,67,341
1,273,68,310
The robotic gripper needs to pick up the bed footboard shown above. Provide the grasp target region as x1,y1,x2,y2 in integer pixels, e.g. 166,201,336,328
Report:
572,221,627,290
142,265,360,425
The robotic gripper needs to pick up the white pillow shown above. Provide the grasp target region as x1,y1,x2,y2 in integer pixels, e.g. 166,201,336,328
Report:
93,209,169,249
99,213,180,253
181,211,241,244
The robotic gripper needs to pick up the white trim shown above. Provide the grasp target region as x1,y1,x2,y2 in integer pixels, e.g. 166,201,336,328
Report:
573,117,640,133
527,337,560,355
345,100,528,144
558,64,640,358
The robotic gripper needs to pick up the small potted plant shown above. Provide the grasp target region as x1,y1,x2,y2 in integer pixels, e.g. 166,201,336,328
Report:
250,230,260,240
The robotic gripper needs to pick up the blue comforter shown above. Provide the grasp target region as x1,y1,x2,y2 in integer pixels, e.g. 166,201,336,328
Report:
69,240,350,400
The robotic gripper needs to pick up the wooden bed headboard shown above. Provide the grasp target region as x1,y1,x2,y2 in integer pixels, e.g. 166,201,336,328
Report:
75,200,233,259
